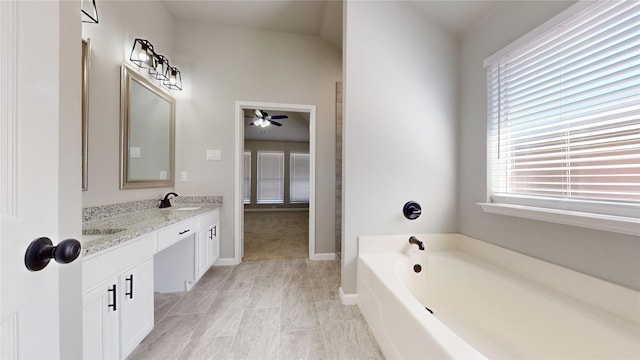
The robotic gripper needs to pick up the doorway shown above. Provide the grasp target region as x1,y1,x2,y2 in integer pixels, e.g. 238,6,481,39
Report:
234,101,316,263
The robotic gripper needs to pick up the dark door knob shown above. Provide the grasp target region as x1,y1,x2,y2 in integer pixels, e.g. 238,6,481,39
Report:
24,237,81,271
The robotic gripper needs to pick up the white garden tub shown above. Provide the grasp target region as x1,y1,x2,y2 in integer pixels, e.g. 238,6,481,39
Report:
357,234,640,359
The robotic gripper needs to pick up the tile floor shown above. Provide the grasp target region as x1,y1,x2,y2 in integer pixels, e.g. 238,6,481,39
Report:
127,258,384,360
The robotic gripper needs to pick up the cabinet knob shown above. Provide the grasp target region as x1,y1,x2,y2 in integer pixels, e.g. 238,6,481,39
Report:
24,237,81,271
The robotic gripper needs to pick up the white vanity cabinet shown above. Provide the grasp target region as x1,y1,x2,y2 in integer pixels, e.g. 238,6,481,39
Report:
83,279,120,359
82,235,155,360
82,206,222,358
196,209,220,278
119,258,154,357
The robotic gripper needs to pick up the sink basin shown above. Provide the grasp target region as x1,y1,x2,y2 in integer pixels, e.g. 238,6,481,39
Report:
172,207,200,211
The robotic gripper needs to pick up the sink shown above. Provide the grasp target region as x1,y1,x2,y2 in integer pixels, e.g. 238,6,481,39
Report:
172,207,200,211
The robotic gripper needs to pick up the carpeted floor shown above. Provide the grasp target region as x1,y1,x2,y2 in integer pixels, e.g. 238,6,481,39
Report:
243,211,309,261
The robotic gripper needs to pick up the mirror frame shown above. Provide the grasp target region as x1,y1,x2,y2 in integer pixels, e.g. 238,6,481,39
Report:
82,38,90,191
120,64,175,189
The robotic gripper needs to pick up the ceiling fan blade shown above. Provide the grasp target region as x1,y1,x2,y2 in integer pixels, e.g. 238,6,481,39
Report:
270,115,288,119
255,109,263,118
270,120,282,126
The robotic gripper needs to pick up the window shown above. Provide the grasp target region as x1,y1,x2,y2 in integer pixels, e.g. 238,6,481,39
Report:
243,151,251,204
484,1,639,226
290,152,310,203
257,151,284,204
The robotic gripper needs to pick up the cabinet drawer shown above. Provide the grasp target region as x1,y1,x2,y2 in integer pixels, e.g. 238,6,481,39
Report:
157,218,198,251
83,235,154,290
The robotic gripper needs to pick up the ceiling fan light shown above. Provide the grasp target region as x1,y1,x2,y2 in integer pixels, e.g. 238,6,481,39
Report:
261,120,271,128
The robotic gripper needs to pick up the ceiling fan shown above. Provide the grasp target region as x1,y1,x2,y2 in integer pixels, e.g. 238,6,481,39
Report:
246,109,288,128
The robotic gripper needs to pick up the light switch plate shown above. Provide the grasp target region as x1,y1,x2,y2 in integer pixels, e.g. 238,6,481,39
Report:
180,171,188,182
206,149,222,160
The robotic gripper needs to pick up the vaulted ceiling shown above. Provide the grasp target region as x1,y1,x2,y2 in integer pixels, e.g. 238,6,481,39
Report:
162,0,500,50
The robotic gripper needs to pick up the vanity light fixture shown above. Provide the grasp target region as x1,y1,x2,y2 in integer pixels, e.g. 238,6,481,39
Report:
129,39,156,69
149,54,169,81
81,0,99,24
163,66,182,91
128,38,183,90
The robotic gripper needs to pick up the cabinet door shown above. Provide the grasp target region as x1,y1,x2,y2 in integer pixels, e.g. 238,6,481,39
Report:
83,281,120,360
197,226,212,278
119,258,154,359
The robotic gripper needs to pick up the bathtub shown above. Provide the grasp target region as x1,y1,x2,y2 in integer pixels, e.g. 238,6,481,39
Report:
357,234,640,359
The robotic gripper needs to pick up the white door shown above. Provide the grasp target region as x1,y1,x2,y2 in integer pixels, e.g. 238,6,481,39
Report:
1,1,82,358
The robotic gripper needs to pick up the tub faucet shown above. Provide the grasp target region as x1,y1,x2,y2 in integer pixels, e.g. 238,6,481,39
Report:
159,192,178,208
409,236,425,250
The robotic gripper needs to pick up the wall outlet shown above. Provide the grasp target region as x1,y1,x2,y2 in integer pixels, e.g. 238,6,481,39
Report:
206,149,222,160
180,171,188,182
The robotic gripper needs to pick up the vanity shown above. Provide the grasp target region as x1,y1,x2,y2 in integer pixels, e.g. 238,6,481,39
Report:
81,196,222,359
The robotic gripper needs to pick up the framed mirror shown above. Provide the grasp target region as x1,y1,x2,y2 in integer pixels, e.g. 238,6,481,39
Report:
82,38,90,191
120,65,175,189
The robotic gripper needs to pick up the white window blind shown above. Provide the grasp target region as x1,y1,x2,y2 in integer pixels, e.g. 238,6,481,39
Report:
243,151,251,204
257,151,284,204
290,152,310,203
486,0,640,218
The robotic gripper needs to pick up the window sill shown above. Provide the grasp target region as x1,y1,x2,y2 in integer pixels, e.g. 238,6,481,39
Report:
478,202,639,237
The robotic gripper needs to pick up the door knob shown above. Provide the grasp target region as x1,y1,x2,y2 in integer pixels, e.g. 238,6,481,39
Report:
24,237,81,271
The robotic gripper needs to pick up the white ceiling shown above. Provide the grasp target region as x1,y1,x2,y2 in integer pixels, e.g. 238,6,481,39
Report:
412,1,500,35
243,109,310,142
163,1,499,141
162,0,343,48
162,1,500,50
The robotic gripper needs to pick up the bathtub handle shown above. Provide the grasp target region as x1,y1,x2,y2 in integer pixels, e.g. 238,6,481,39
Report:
403,201,422,220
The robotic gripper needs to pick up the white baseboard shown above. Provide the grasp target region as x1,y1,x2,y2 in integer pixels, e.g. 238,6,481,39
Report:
310,253,335,261
215,257,240,266
339,287,357,305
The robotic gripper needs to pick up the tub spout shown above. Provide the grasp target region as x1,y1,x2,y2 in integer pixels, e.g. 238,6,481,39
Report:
409,236,424,250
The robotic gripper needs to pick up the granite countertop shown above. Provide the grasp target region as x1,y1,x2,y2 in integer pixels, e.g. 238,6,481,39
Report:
81,196,222,257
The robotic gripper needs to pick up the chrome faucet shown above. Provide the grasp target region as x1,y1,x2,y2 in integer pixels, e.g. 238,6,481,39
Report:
409,236,425,250
159,192,178,208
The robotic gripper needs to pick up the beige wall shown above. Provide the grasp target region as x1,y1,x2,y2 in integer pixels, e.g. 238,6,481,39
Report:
80,3,341,260
81,1,176,207
458,1,640,291
172,22,342,258
343,1,458,294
